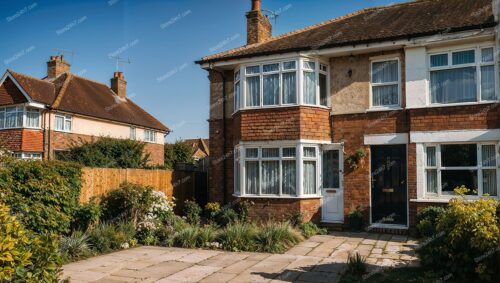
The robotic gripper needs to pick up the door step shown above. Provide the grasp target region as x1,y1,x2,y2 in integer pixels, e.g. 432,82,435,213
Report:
367,226,408,235
320,222,344,231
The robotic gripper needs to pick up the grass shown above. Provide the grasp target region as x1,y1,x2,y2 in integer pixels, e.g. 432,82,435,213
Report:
256,222,303,253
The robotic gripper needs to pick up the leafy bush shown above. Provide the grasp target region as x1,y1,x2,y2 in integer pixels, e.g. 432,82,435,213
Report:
416,206,446,238
417,187,500,282
197,225,219,248
219,222,257,252
0,160,82,234
164,141,195,169
87,222,136,253
183,200,202,225
173,226,199,248
0,203,61,282
71,197,101,231
256,222,303,253
57,137,150,168
59,231,92,262
234,200,253,222
216,208,239,226
300,222,327,238
204,202,221,222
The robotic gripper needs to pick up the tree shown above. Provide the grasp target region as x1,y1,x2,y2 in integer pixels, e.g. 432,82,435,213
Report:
164,141,194,169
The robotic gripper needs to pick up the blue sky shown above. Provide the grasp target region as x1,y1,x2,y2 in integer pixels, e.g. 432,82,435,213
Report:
0,0,405,142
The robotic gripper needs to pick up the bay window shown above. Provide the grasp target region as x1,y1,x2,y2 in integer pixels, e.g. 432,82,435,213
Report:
424,143,499,197
234,57,328,111
0,106,40,129
429,47,497,104
13,152,42,160
371,59,400,107
235,143,320,197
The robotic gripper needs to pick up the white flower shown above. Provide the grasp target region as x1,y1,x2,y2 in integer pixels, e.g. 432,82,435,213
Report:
121,243,130,249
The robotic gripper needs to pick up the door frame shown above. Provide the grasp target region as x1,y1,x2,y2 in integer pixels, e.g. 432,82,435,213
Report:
320,143,344,223
369,144,409,229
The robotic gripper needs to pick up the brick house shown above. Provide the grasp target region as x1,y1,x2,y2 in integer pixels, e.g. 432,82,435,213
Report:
0,55,169,164
196,0,500,232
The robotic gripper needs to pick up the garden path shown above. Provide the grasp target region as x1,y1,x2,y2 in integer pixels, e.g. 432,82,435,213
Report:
62,231,419,283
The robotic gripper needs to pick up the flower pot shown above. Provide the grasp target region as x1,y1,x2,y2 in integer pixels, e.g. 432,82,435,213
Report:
349,217,363,231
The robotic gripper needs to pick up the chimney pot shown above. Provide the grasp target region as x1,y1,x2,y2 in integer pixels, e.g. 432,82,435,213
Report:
47,55,71,79
251,0,261,11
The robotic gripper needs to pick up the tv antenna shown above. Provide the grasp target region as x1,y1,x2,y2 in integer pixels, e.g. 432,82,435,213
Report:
262,9,279,27
52,48,78,62
109,55,131,71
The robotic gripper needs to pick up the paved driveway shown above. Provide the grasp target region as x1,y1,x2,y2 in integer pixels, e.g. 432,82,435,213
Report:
62,232,419,283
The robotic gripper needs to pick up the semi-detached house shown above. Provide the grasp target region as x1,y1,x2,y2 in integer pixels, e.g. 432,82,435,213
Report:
197,0,500,232
0,55,169,164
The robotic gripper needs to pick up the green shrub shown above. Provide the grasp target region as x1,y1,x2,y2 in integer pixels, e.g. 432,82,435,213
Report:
300,222,328,238
216,208,239,226
197,225,219,248
164,141,195,169
256,222,303,253
417,187,500,282
72,197,101,231
204,202,221,222
87,222,135,253
220,222,257,252
57,137,150,168
416,206,446,238
59,231,93,262
183,200,202,225
0,160,82,234
0,202,62,282
234,200,253,222
342,252,367,281
174,226,199,248
287,211,304,227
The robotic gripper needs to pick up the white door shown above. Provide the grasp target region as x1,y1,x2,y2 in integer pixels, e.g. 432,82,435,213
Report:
321,147,344,222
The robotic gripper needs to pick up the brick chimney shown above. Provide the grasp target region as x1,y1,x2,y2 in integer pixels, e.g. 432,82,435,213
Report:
111,71,127,99
47,55,70,79
246,0,272,45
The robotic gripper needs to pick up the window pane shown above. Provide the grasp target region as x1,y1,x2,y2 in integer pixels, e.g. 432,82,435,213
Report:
246,148,258,158
430,54,448,67
482,145,496,166
283,61,296,70
319,73,327,106
55,116,64,130
426,169,437,193
0,111,4,129
483,169,497,196
441,144,477,167
16,111,22,127
282,72,297,104
481,65,496,100
441,170,478,193
245,76,260,107
235,70,240,81
5,112,16,128
234,81,241,110
372,85,398,106
320,64,328,72
303,71,316,104
430,67,477,103
262,148,279,158
26,110,39,128
64,120,72,131
246,66,260,74
303,61,315,70
303,161,316,194
262,161,279,194
234,160,240,195
452,50,475,65
246,161,259,194
263,63,279,72
263,74,279,105
322,150,339,188
426,147,436,166
481,48,494,62
282,160,296,195
372,60,398,83
282,147,296,157
303,147,316,157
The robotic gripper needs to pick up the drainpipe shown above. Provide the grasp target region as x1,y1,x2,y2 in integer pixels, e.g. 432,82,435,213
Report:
209,64,228,205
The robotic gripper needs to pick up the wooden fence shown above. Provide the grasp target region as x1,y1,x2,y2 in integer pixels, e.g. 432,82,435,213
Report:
80,167,200,212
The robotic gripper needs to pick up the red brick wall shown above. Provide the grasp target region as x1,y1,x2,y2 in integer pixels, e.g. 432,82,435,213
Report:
0,129,23,151
241,197,321,223
21,129,43,152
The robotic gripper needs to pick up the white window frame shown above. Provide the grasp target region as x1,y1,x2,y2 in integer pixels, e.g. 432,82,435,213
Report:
234,70,241,111
144,129,156,143
129,127,136,140
24,108,41,129
235,142,322,198
54,114,72,132
13,152,42,160
0,105,41,130
427,45,499,105
423,142,500,198
234,57,330,113
369,56,401,109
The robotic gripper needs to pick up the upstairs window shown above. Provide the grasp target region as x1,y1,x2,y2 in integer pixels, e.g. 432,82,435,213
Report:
234,71,241,111
129,127,136,140
371,59,400,107
144,129,156,142
55,114,72,132
429,47,497,104
25,108,40,128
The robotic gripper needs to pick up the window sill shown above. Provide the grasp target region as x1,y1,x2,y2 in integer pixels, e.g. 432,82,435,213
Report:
54,129,72,133
366,106,403,112
410,196,499,203
234,194,322,199
407,100,499,110
232,104,329,115
0,127,42,130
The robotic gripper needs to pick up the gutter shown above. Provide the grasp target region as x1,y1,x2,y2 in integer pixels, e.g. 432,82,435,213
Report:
209,64,228,205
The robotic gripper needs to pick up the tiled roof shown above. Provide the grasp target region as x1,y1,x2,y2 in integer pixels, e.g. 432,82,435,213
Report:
197,0,495,64
0,77,28,106
3,70,168,132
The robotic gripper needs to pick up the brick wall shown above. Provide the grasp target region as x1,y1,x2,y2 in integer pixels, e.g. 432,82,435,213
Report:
241,197,321,223
21,129,43,152
0,129,23,151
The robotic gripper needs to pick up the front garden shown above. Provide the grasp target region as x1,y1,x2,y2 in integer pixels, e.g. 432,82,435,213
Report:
0,157,326,282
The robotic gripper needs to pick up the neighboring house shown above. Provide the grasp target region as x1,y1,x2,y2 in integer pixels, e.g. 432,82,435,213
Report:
183,138,210,171
0,55,169,164
197,0,500,232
